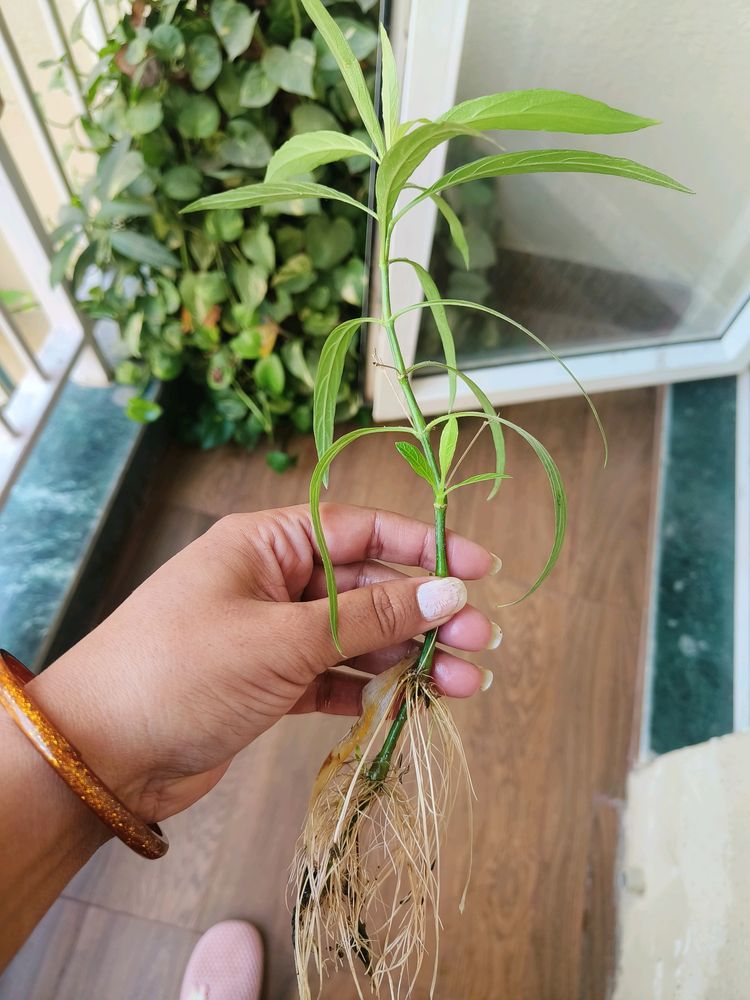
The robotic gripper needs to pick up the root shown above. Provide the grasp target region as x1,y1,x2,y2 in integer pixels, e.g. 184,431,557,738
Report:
292,661,474,1000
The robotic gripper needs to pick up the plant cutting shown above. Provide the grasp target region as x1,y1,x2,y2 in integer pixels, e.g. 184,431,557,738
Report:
185,1,688,995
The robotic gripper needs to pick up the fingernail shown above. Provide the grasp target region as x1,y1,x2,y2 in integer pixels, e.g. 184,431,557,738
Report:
480,668,494,691
417,577,467,621
486,622,503,650
490,554,503,575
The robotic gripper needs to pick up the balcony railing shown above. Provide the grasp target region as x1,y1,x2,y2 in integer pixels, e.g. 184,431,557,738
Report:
0,3,115,503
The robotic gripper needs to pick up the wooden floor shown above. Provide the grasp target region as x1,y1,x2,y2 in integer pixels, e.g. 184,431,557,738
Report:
0,389,659,1000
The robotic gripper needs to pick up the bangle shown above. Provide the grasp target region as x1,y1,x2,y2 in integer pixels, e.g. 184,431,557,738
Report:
0,649,168,860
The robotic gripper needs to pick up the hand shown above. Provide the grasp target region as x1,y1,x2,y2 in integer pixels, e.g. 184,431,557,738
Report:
29,504,500,824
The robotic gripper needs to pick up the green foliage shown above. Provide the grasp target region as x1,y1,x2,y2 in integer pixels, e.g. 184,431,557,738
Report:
50,0,377,460
190,4,685,652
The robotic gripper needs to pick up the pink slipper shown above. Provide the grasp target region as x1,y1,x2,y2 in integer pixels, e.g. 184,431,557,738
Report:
179,920,264,1000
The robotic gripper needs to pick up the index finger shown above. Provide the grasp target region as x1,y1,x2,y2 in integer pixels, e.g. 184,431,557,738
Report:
302,503,500,579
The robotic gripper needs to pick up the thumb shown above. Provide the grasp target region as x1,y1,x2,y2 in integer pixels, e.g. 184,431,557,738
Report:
302,576,468,667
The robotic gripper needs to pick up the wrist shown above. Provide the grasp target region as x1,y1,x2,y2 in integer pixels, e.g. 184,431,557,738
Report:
26,647,153,821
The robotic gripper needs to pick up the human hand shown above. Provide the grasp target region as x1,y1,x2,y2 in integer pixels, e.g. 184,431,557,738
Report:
29,504,500,825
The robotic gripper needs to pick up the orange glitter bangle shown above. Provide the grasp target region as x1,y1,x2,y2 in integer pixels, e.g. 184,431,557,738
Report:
0,649,168,860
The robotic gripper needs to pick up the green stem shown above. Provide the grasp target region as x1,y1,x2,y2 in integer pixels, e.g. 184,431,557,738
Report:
366,231,449,784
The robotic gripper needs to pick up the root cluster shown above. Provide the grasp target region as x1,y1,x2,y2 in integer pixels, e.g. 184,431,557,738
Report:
292,658,473,999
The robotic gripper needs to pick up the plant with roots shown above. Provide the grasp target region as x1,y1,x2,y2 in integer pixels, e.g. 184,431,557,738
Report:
185,2,687,995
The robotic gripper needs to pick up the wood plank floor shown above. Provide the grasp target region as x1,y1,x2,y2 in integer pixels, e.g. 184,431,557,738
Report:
0,388,659,1000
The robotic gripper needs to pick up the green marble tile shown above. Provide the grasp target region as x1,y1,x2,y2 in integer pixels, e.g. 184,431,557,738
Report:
0,382,143,667
650,377,736,754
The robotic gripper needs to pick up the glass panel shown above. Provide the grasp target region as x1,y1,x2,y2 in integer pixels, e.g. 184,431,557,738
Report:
415,0,750,369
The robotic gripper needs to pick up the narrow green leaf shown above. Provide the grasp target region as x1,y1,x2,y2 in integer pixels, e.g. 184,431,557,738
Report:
379,24,401,149
423,149,692,202
407,360,506,499
439,89,658,134
429,192,469,268
299,0,385,155
50,234,80,286
313,316,379,474
265,131,377,182
398,298,608,466
395,441,435,487
110,230,179,270
376,121,471,220
446,472,511,494
96,199,154,221
182,180,376,218
438,415,459,483
430,408,566,603
310,426,417,651
392,258,456,407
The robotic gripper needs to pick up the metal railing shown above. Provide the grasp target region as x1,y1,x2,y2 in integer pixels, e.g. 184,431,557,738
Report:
0,3,113,504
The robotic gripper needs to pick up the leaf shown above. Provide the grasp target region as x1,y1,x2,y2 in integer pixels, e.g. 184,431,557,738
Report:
409,360,505,500
162,165,203,201
422,149,692,202
176,95,221,139
438,415,459,483
267,450,297,472
305,215,354,269
393,258,456,406
332,257,366,306
254,353,285,396
183,180,376,218
211,0,259,61
439,89,659,134
446,472,511,493
240,223,275,272
430,192,469,268
96,139,145,200
272,253,315,292
96,199,153,221
125,94,163,136
219,119,273,168
110,231,179,270
126,396,163,424
187,34,223,91
395,441,435,487
230,259,268,312
292,104,342,135
376,121,470,220
50,234,80,286
310,426,417,651
265,131,377,182
299,0,384,156
399,298,608,465
431,407,565,603
379,24,400,149
263,39,316,98
150,23,185,61
318,17,378,67
239,63,278,109
313,317,375,471
230,328,263,360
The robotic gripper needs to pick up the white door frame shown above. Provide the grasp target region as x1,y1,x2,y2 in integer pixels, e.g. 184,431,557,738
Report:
369,0,750,421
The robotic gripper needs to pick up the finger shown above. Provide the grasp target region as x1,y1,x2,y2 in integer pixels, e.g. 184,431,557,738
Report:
297,574,469,667
288,669,366,716
305,561,496,651
349,643,491,698
290,651,490,718
297,503,499,578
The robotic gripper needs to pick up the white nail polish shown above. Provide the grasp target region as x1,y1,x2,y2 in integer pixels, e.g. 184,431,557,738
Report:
490,554,503,575
480,668,494,691
486,622,503,650
417,577,467,621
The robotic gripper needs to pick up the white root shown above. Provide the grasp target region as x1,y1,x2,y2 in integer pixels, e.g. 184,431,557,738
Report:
292,659,473,1000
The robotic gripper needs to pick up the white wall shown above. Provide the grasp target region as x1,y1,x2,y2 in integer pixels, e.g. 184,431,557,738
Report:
455,0,750,334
